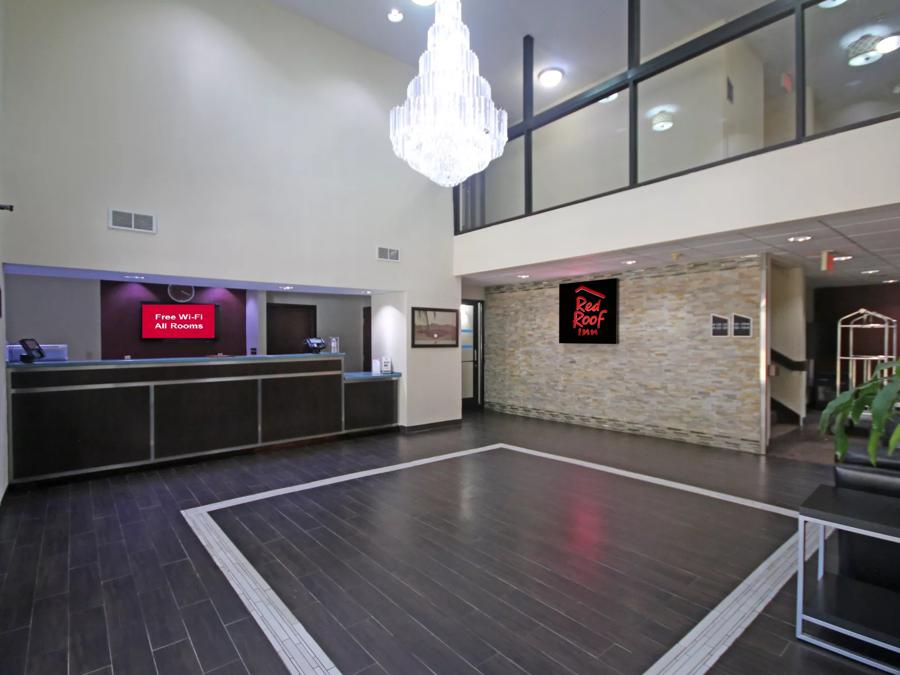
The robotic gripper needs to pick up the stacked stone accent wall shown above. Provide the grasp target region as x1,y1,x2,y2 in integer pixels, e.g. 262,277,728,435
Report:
485,258,763,453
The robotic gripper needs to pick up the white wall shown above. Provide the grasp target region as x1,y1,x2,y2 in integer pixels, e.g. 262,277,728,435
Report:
267,292,370,371
454,117,900,276
461,281,485,302
4,275,102,360
0,0,460,426
532,96,629,212
0,0,8,500
770,262,806,418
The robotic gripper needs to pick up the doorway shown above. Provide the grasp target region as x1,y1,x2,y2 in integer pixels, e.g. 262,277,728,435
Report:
266,303,317,354
461,300,484,408
362,306,372,368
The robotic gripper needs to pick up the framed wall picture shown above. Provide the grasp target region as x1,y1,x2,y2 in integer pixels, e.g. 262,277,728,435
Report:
711,314,730,337
733,313,753,337
412,307,459,348
559,279,619,344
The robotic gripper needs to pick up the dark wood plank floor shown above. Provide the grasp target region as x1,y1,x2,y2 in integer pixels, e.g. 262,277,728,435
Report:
0,410,875,674
212,448,795,673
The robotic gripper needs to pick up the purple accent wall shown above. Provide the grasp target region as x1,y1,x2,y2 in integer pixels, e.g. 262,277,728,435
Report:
101,281,247,359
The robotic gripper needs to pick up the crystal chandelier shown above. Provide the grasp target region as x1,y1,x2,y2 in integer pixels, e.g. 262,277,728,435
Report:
390,0,508,188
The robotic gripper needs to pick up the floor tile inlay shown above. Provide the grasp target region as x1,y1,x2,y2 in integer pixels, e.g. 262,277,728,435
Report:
182,443,810,675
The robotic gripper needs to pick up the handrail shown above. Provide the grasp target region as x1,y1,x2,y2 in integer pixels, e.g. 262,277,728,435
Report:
772,349,806,372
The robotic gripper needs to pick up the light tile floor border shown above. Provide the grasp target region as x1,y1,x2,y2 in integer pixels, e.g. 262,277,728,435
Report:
182,443,814,675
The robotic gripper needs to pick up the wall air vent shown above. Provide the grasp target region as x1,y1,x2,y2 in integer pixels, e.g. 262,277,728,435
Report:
109,209,157,234
377,247,400,262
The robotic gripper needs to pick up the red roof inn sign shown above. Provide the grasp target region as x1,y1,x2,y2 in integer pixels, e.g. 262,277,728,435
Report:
559,279,619,344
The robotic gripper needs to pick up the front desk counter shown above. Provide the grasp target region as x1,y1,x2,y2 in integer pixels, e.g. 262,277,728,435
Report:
7,354,401,482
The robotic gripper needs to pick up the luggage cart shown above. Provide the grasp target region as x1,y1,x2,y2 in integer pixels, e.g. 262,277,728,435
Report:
836,308,897,393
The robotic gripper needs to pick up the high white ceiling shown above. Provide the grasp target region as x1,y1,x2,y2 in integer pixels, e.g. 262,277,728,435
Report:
273,0,900,123
462,202,900,289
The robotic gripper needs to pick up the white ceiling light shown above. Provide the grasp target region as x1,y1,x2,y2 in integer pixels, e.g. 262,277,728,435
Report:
884,279,899,284
124,274,145,280
412,0,436,5
817,0,847,7
279,285,295,291
834,255,854,262
387,8,404,22
877,34,900,55
651,110,674,132
390,0,507,187
861,269,881,275
363,290,372,294
848,34,882,67
516,274,531,279
623,260,637,266
787,236,813,243
538,68,565,88
599,92,619,103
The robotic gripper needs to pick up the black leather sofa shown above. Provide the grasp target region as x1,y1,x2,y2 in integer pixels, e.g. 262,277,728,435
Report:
833,442,900,591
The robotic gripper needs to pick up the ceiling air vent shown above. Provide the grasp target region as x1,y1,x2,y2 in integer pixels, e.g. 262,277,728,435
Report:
109,209,157,234
377,247,400,262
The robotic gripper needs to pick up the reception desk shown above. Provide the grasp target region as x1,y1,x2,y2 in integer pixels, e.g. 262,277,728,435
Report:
7,354,400,482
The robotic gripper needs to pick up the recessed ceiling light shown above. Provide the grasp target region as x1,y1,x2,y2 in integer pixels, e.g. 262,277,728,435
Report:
834,255,854,262
877,34,900,55
599,92,619,103
387,8,404,23
861,269,881,275
817,0,847,7
884,279,898,284
623,260,637,266
651,111,674,132
848,35,882,67
516,274,531,279
411,0,436,5
537,68,565,88
787,236,813,243
124,274,145,280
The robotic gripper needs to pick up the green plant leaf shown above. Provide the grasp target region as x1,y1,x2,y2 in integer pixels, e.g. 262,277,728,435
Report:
834,411,850,461
873,359,900,378
820,389,854,435
888,423,900,456
870,378,900,430
849,385,877,424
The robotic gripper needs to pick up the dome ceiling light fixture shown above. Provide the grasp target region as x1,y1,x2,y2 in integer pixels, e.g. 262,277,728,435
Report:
538,68,565,88
847,34,883,66
387,8,404,23
876,34,900,55
389,0,508,188
651,110,674,132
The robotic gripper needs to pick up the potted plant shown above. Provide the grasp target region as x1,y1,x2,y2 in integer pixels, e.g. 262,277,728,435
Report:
819,360,900,465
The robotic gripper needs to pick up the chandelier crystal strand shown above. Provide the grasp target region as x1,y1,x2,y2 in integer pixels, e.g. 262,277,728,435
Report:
390,0,508,187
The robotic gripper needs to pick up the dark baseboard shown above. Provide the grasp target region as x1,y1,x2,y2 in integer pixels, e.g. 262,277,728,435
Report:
402,419,463,434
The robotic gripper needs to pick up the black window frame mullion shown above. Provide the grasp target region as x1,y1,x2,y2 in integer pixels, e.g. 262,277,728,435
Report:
523,35,534,216
794,3,806,140
628,0,640,187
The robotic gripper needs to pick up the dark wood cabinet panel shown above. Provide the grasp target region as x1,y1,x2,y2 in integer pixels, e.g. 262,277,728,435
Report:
154,381,259,458
345,381,398,430
261,375,342,442
12,387,151,479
